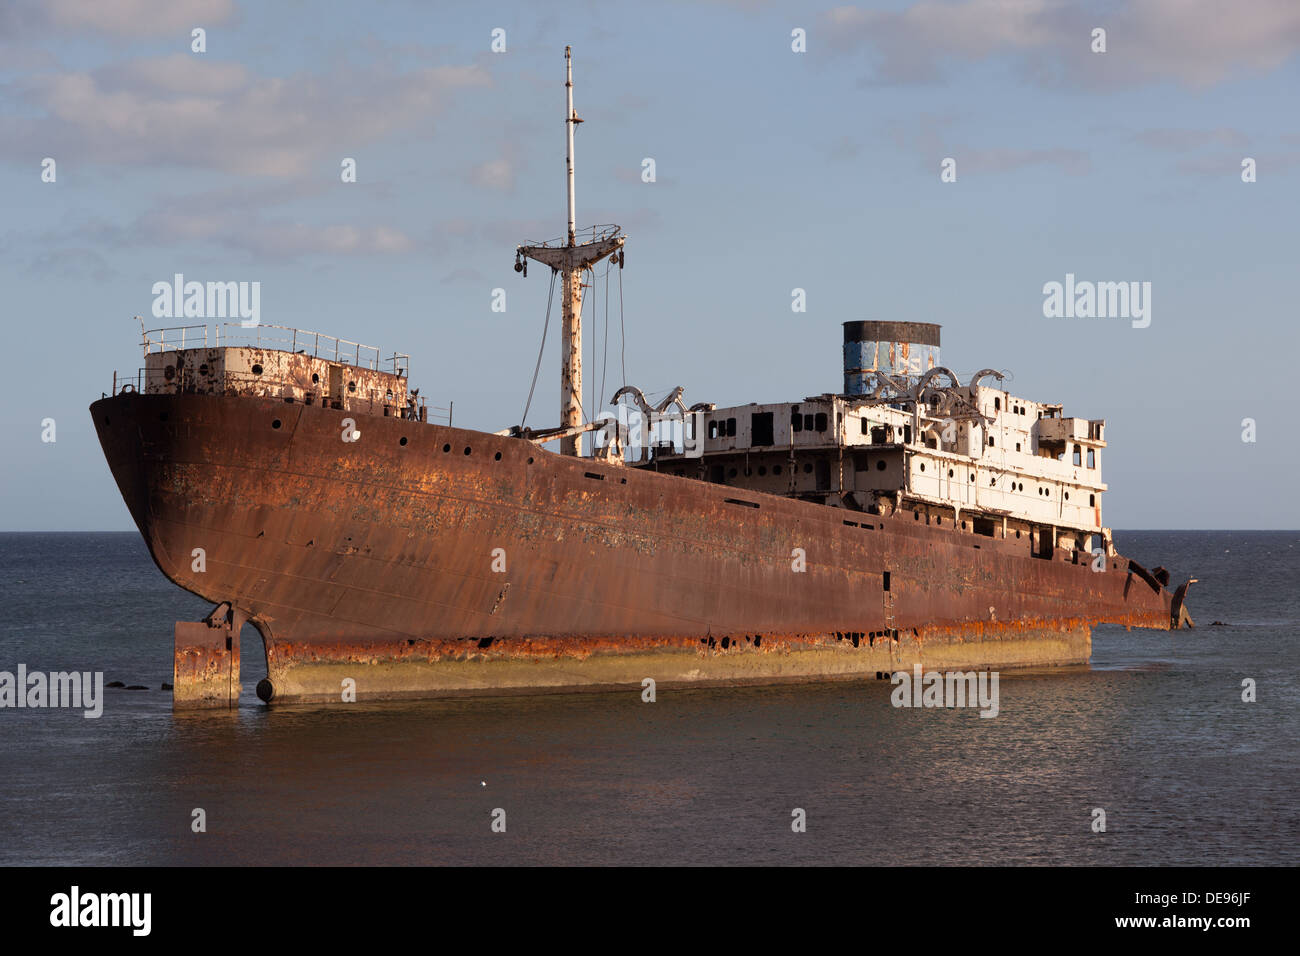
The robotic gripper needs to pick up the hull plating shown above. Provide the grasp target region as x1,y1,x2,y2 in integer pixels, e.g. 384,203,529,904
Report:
91,392,1182,704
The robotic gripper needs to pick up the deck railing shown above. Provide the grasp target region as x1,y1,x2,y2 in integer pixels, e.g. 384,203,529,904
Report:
140,322,401,373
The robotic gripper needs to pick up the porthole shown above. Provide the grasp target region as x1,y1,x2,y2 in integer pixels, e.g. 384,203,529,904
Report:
919,463,926,472
399,436,408,446
271,419,282,429
164,365,175,381
757,466,767,476
442,443,451,453
527,457,535,465
494,451,502,461
948,469,954,478
961,521,967,530
463,447,471,455
252,364,263,376
1064,491,1069,500
199,363,210,376
773,465,782,475
969,474,975,482
348,381,357,393
312,373,320,384
1015,530,1021,539
1089,494,1095,506
876,460,886,471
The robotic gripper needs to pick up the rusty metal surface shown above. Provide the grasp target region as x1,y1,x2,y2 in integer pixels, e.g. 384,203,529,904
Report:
172,602,244,708
91,390,1188,703
143,345,417,416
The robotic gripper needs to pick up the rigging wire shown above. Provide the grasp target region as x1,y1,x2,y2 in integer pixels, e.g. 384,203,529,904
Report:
579,266,592,424
591,264,599,417
600,257,611,411
520,268,558,427
618,263,626,389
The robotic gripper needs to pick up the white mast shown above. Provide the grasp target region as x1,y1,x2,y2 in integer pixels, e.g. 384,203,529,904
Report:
566,46,576,248
517,46,624,457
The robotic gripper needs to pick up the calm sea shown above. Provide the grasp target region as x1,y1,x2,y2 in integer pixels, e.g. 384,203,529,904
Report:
0,531,1295,866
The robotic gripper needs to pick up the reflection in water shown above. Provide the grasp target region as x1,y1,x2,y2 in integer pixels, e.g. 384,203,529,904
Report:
0,531,1296,865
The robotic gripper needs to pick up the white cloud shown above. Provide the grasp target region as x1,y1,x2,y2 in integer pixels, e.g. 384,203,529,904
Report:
469,157,515,192
822,0,1300,88
2,56,491,176
1134,128,1250,151
1123,0,1300,86
42,0,236,37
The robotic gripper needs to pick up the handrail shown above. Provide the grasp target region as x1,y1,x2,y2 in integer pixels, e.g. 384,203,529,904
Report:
519,223,622,250
140,325,208,353
139,322,405,373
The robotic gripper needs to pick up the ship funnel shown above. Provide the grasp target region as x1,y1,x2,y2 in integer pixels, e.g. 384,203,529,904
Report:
842,321,941,395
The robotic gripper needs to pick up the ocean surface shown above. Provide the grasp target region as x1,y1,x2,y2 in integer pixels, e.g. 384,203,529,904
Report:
0,530,1295,866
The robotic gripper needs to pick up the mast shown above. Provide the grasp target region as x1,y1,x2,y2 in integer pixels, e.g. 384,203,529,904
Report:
517,46,624,457
566,46,576,248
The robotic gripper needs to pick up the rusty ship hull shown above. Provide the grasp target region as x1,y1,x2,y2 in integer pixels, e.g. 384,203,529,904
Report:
90,390,1189,706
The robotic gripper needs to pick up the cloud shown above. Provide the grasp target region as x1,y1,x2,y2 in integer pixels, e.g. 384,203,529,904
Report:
95,53,250,95
27,247,114,282
885,112,1087,174
1,54,491,176
961,147,1089,174
824,0,1062,84
36,0,236,37
128,202,419,259
440,267,486,284
1119,0,1300,86
1176,151,1300,176
22,181,419,262
827,135,862,162
1134,127,1250,151
468,157,515,192
821,0,1300,88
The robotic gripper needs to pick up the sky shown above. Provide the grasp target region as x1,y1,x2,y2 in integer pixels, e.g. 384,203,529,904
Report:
1,0,1297,530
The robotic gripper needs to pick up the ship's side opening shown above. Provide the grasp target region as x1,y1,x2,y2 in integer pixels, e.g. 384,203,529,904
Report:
243,619,271,704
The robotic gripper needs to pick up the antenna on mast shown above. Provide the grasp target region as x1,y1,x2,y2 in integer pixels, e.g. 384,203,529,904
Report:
565,45,580,248
516,46,625,457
